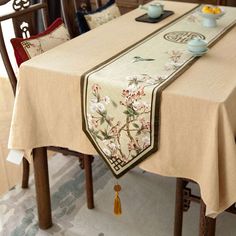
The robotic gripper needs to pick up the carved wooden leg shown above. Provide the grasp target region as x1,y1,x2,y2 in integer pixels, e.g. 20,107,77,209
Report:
78,156,85,169
78,155,94,170
199,199,216,236
21,157,30,188
33,147,52,229
84,155,94,209
174,178,187,236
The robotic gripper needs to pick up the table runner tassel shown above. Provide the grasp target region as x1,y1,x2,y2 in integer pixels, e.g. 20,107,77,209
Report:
114,184,122,215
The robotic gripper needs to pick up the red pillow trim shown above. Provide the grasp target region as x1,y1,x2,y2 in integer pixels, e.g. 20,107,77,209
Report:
10,18,67,66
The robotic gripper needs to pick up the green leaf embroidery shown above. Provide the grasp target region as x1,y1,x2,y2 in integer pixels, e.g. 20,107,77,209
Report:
132,123,139,128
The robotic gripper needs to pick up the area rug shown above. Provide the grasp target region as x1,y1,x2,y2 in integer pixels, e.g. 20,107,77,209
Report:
0,154,235,236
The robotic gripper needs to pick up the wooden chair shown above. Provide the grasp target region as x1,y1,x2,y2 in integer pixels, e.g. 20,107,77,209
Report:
60,0,102,38
0,0,94,229
174,178,236,236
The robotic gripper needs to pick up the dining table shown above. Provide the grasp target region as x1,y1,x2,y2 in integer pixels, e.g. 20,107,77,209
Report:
7,0,236,232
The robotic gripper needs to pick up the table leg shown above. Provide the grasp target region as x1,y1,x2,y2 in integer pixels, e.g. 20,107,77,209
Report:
174,178,185,236
199,199,216,236
33,147,52,229
84,155,94,209
22,157,29,188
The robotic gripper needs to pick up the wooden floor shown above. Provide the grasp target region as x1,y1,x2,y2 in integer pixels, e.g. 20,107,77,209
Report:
0,77,22,195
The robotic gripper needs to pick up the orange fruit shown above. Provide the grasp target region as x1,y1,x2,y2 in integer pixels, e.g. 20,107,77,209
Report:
202,5,214,14
213,7,222,14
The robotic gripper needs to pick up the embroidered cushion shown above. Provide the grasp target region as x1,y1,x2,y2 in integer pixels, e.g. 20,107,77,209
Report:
11,18,70,66
85,3,121,30
76,0,121,34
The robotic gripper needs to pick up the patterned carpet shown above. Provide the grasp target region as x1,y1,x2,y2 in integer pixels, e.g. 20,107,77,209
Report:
0,154,235,236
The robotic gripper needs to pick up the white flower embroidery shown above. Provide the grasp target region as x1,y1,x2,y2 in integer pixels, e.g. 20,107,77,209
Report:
142,136,150,148
107,142,118,151
87,113,98,130
133,101,144,111
96,103,106,113
103,148,111,157
90,101,106,113
103,96,110,105
126,75,146,83
90,102,97,113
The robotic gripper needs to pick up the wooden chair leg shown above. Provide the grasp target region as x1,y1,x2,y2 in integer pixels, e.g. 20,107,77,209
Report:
33,147,52,229
84,154,94,209
199,199,216,236
21,157,30,188
174,178,186,236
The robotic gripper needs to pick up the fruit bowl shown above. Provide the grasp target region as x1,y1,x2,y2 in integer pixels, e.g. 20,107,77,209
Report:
198,6,225,27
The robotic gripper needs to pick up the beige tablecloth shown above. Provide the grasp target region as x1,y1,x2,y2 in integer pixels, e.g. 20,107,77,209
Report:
9,1,236,217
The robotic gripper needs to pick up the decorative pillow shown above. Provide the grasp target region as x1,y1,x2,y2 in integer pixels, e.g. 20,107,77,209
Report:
76,0,121,34
11,18,70,66
85,3,121,30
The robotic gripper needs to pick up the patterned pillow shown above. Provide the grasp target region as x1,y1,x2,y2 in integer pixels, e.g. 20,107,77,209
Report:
85,3,121,30
76,0,121,34
11,18,70,66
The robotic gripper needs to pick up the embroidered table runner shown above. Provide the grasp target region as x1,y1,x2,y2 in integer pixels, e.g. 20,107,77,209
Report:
82,5,236,178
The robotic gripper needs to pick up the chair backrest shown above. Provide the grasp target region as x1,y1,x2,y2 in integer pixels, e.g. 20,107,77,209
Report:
0,0,49,95
217,0,227,5
61,0,102,39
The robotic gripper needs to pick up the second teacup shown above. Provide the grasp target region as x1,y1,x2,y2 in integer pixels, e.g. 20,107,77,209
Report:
187,38,208,53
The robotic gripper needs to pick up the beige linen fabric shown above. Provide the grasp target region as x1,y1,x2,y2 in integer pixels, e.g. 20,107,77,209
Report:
140,25,236,217
8,1,236,217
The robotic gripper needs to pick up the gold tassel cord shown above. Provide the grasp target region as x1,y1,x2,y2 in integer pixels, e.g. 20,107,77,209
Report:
114,184,122,215
114,192,122,215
